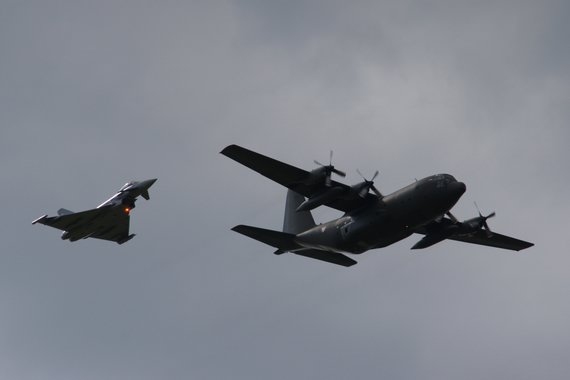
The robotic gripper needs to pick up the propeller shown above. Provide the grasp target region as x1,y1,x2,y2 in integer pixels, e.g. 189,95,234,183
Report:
446,211,459,224
314,150,346,186
474,202,496,236
356,169,382,198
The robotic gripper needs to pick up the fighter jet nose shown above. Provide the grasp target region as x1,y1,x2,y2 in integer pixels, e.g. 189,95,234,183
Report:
144,178,158,187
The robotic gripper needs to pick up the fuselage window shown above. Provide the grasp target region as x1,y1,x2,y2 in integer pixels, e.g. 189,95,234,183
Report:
436,178,445,188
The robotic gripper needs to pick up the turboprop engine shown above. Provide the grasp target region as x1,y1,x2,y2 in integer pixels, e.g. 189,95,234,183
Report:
296,187,345,212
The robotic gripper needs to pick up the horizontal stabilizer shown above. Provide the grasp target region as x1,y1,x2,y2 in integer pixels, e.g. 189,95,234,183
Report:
232,225,299,251
293,249,357,267
231,225,357,267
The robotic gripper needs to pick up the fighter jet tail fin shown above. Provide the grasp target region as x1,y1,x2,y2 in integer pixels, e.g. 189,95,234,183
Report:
57,208,74,216
283,189,316,234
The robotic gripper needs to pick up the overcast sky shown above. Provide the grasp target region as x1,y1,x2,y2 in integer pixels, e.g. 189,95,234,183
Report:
1,1,569,379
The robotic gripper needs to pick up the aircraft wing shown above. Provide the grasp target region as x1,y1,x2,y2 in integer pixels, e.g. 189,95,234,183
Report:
88,207,131,243
445,231,533,251
221,144,376,212
33,206,132,243
33,207,114,231
413,219,533,251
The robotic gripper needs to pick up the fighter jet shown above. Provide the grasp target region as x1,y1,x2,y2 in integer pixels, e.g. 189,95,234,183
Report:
221,145,533,267
33,179,157,244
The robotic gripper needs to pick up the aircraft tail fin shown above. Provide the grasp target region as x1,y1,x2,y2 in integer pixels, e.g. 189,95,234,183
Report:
58,208,74,216
283,190,316,234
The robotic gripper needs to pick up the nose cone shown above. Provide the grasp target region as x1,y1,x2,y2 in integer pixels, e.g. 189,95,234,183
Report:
142,178,158,189
450,181,466,197
138,179,157,201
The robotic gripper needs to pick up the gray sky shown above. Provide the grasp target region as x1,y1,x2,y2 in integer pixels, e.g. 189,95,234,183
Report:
1,1,569,379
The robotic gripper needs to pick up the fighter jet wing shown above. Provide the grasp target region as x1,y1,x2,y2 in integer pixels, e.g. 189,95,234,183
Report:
33,206,114,231
88,207,131,243
33,206,132,243
445,231,533,251
221,144,376,212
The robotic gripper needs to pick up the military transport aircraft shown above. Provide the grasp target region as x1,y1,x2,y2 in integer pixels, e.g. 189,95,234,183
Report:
32,179,157,244
221,145,533,267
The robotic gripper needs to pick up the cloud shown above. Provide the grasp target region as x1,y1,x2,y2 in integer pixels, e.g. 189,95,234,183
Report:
1,1,568,379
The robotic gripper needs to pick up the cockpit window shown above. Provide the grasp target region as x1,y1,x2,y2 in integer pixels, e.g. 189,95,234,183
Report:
436,176,445,188
120,182,133,191
434,174,456,188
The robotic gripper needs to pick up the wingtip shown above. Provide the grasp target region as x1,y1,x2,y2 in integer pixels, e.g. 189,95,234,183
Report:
231,225,257,237
231,225,251,235
117,233,136,245
32,214,48,225
220,144,239,156
517,242,534,251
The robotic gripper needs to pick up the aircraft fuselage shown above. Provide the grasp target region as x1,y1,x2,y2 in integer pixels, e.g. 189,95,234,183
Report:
295,174,466,254
97,178,157,210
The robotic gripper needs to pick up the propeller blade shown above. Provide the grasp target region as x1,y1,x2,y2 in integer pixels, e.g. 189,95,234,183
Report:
371,185,382,198
314,151,345,185
355,169,382,198
446,211,459,224
482,221,493,237
474,201,483,217
331,168,346,177
483,211,495,236
473,202,496,236
371,170,379,181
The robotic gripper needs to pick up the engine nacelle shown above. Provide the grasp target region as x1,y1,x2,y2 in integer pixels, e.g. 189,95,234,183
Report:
296,187,345,212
